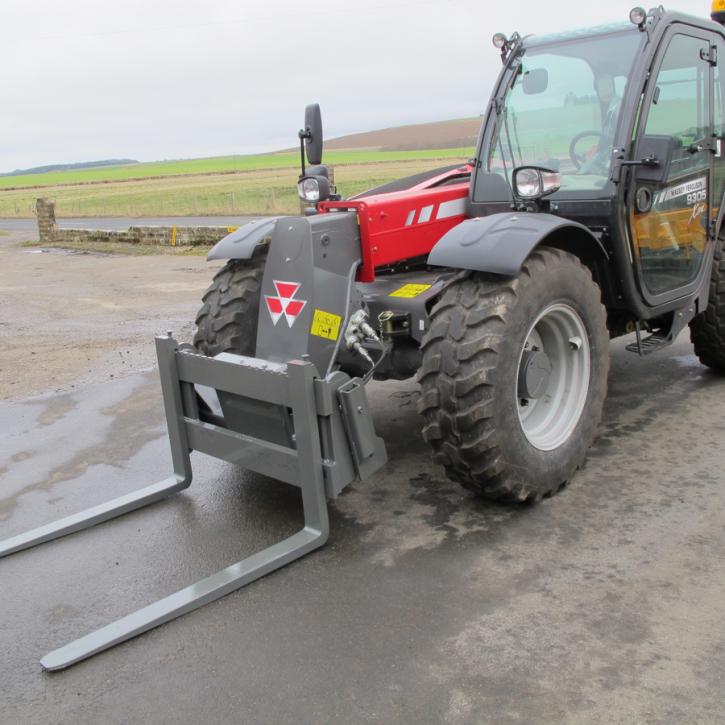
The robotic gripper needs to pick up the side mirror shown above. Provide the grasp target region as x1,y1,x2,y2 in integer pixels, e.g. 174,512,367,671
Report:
522,68,548,95
302,103,323,166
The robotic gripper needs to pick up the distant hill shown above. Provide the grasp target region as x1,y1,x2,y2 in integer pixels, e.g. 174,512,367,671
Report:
322,117,481,152
1,159,138,177
282,117,481,153
2,118,479,183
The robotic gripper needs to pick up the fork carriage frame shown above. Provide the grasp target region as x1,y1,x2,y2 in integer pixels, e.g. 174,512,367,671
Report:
0,334,385,670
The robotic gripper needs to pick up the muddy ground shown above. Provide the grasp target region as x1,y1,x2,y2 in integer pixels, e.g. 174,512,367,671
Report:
1,229,725,724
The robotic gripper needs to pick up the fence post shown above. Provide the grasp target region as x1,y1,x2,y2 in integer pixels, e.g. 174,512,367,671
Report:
36,198,57,243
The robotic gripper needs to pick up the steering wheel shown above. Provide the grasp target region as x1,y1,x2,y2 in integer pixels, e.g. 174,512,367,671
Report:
569,130,604,171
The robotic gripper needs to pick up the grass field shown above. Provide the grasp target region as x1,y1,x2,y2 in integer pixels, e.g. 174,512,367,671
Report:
0,150,474,218
0,148,472,190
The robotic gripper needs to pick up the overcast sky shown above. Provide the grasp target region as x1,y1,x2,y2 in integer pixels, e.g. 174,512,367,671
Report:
0,0,712,172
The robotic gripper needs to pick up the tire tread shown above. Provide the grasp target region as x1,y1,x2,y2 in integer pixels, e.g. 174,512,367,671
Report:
193,256,265,356
417,248,607,503
690,238,725,371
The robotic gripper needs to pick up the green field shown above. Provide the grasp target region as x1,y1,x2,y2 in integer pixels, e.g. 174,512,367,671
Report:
0,148,472,190
0,148,474,218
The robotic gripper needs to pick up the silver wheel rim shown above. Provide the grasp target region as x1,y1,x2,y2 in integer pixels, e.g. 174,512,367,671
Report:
516,303,591,451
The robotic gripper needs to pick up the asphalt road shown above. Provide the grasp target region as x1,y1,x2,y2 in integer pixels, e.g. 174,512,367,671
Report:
0,216,260,233
1,231,725,723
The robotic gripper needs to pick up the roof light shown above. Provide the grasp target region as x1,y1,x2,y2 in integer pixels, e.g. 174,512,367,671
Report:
712,0,725,25
629,7,647,27
492,32,507,49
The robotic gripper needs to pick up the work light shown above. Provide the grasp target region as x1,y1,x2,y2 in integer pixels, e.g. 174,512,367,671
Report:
492,32,507,49
629,6,646,26
297,175,330,202
513,166,561,200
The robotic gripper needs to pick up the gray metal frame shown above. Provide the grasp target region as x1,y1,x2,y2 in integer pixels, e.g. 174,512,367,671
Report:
0,334,356,671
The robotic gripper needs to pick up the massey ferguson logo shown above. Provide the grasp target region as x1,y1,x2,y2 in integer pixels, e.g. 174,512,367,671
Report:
265,280,307,327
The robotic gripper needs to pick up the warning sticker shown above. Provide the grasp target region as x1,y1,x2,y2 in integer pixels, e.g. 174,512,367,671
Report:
389,283,432,298
310,309,342,340
226,226,238,233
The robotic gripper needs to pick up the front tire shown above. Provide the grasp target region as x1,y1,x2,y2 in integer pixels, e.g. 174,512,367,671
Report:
417,247,609,503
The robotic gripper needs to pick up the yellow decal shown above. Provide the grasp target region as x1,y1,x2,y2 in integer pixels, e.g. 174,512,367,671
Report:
227,227,238,233
310,309,342,340
389,283,432,298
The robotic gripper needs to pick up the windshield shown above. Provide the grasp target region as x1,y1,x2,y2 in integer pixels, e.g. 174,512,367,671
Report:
486,30,643,197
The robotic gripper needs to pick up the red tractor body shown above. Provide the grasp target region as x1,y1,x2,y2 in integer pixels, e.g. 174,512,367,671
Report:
318,164,472,282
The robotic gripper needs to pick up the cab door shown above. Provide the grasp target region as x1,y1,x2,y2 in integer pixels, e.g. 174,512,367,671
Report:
629,28,715,299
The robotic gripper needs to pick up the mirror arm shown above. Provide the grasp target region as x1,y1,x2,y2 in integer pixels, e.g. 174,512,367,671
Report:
620,155,659,167
611,153,659,183
298,128,311,178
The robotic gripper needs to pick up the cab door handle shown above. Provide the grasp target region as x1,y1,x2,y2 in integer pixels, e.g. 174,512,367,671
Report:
687,138,716,154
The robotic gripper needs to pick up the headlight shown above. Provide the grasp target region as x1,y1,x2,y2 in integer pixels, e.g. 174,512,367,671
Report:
514,168,541,198
298,177,321,202
513,166,561,200
297,174,330,202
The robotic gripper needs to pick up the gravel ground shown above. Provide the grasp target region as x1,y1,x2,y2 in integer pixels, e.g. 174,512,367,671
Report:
0,230,223,400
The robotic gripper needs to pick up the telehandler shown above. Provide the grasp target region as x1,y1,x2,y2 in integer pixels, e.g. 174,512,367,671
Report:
3,5,725,669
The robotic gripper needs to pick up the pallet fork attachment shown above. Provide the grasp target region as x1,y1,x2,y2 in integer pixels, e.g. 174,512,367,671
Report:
0,334,385,670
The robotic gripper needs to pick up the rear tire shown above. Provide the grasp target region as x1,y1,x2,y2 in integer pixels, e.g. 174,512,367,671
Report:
689,237,725,372
417,247,609,503
193,254,266,357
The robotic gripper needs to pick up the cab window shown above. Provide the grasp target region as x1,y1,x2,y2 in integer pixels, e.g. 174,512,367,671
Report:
484,31,642,198
631,32,711,295
643,33,709,176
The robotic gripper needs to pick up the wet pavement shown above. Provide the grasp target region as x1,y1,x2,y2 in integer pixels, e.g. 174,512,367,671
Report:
1,333,725,723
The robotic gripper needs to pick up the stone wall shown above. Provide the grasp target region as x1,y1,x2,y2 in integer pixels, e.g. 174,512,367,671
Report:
35,198,235,247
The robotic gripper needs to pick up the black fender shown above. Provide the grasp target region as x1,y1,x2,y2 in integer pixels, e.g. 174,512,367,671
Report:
207,216,295,261
427,212,608,276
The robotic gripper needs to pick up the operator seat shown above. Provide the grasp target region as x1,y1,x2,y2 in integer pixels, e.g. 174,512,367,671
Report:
579,74,621,175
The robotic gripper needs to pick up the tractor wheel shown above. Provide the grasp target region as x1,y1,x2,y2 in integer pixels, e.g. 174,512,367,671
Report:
689,237,725,372
193,254,266,357
417,247,609,503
